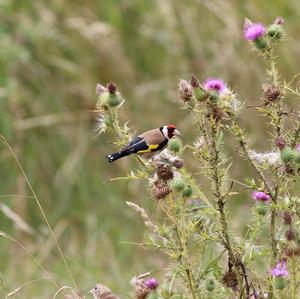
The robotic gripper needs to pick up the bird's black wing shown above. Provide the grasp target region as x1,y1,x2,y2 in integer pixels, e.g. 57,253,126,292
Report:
121,136,150,154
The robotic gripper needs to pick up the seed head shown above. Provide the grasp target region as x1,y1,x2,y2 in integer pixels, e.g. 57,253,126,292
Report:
153,181,171,200
222,270,239,291
263,84,282,104
178,79,193,102
156,164,174,181
134,285,150,299
96,83,106,96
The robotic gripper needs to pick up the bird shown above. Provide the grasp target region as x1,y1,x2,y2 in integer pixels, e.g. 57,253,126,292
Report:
107,124,180,162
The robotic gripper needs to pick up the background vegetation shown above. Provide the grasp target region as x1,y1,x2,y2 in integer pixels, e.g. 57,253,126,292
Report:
1,0,300,297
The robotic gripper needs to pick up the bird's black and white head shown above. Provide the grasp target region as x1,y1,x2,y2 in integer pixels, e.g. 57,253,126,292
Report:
161,124,180,139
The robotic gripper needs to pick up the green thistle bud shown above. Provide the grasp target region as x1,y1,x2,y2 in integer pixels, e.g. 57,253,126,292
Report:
205,279,215,292
194,87,208,101
209,91,219,102
106,93,120,107
274,276,287,290
280,147,296,164
103,115,114,127
256,202,267,216
183,185,193,197
294,153,300,164
254,37,268,50
171,177,185,191
169,138,182,153
267,24,285,39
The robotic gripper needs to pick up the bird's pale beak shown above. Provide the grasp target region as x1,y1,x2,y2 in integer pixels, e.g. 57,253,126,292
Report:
174,129,180,136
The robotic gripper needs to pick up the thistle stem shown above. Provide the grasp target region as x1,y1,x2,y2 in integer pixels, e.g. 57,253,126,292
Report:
209,119,244,296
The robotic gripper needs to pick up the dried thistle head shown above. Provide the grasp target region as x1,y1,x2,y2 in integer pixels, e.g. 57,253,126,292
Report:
134,286,150,299
89,283,119,299
130,273,152,299
178,79,193,102
263,84,282,104
156,163,174,181
153,180,171,200
285,245,300,257
96,83,106,96
285,227,296,241
222,270,239,292
212,105,223,122
172,159,184,169
190,74,200,88
283,211,292,225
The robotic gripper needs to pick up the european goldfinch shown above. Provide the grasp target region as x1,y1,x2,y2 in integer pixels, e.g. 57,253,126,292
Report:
107,124,180,162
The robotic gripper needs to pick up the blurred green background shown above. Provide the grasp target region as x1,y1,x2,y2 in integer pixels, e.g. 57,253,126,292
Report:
1,0,300,297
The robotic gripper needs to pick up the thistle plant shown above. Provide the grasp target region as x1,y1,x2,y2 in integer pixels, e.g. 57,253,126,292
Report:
96,17,300,299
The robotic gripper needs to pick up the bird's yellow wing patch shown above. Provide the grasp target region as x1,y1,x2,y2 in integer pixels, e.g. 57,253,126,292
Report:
137,144,159,153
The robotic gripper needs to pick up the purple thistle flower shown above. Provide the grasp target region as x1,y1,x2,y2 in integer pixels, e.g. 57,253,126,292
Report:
271,261,289,277
296,144,300,153
252,191,271,202
243,20,266,41
144,278,159,290
203,78,227,95
275,17,284,25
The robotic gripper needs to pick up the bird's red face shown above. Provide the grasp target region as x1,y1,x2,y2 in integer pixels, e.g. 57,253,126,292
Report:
167,124,180,139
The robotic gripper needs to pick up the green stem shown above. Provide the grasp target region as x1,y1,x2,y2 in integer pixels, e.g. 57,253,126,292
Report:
291,257,298,299
209,119,244,296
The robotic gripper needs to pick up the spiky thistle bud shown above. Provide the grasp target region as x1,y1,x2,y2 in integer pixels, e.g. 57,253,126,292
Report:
172,159,184,169
267,24,285,40
256,202,268,216
169,138,182,153
205,279,215,292
263,84,282,104
171,177,185,191
274,277,287,290
275,136,286,150
280,147,296,164
285,227,296,241
283,211,292,225
183,185,193,197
